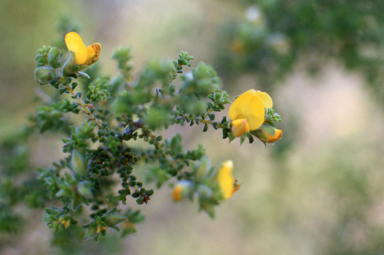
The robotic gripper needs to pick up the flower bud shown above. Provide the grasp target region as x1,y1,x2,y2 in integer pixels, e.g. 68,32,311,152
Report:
172,180,193,201
104,212,127,227
63,220,70,228
194,156,211,180
83,225,98,241
34,66,56,84
62,51,76,76
122,220,137,235
96,225,107,234
58,216,71,229
78,181,93,198
257,127,283,143
48,47,62,67
214,90,222,101
71,149,87,175
197,184,213,199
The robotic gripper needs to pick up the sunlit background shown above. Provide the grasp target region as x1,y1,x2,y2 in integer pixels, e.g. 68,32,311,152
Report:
2,0,384,254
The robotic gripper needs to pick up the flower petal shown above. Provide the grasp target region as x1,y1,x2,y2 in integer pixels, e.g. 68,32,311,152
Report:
85,43,101,65
65,32,88,65
86,45,96,60
231,118,250,137
216,160,235,199
255,91,273,109
245,95,266,130
229,90,256,120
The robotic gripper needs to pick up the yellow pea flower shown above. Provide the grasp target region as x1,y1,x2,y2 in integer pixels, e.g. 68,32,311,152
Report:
216,160,239,199
229,89,273,137
259,128,283,143
172,185,184,201
172,181,192,201
65,32,101,65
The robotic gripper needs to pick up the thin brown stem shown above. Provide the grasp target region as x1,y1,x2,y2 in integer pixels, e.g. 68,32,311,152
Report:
65,84,103,129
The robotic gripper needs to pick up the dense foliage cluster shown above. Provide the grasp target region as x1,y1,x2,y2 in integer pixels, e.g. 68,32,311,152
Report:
0,25,282,244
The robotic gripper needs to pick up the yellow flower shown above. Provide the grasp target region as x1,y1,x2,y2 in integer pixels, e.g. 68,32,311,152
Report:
172,181,192,201
259,128,283,143
96,225,107,234
216,160,239,199
59,217,71,229
172,185,183,201
229,89,272,137
63,220,70,229
65,32,101,65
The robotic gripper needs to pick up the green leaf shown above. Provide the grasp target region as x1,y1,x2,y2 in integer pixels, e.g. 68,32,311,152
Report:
83,225,98,241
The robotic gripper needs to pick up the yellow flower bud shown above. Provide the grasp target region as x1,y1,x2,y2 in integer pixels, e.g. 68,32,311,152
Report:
172,181,192,201
259,128,283,143
63,220,70,229
58,216,71,229
65,32,101,65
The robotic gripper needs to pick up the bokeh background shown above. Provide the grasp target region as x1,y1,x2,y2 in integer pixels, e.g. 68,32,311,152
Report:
2,0,384,254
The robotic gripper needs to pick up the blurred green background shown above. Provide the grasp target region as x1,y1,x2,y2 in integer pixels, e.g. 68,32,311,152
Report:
2,0,384,254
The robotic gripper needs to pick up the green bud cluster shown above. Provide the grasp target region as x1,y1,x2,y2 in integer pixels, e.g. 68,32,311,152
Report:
86,77,110,103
